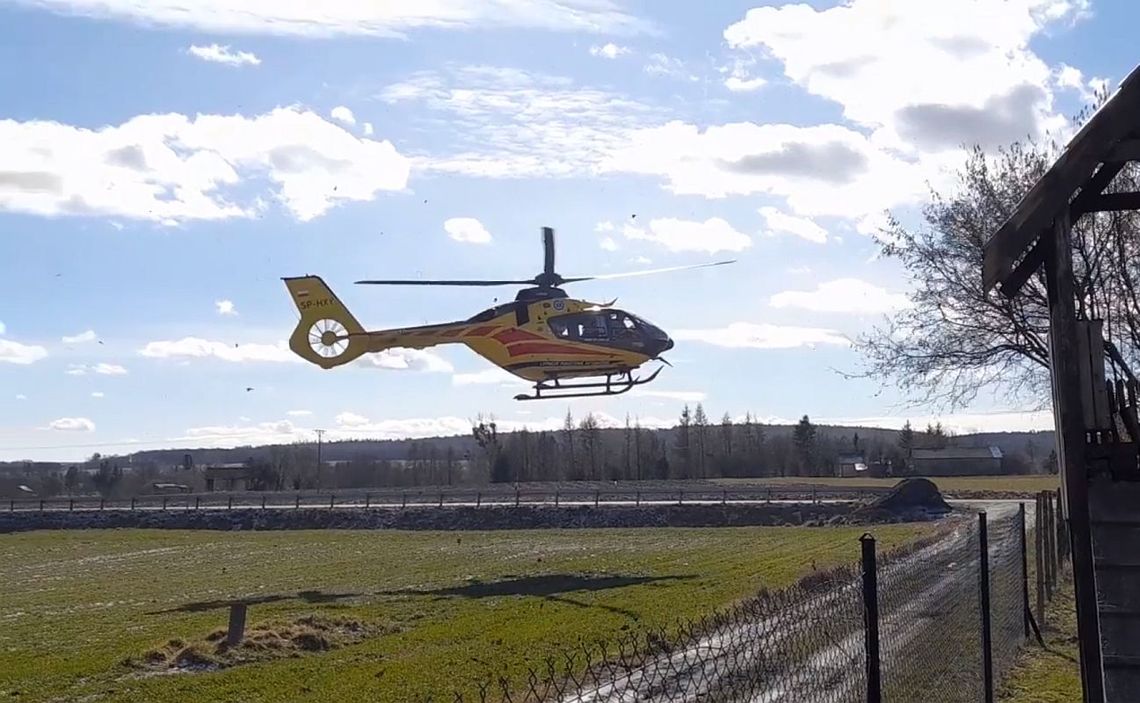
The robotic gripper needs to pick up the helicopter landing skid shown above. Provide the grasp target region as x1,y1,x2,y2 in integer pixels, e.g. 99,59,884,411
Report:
513,366,663,401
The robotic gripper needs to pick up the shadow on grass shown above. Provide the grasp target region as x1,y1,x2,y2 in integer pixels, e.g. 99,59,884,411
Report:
150,589,362,614
380,573,696,620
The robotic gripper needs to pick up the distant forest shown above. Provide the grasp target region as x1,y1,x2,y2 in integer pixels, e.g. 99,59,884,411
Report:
0,404,1058,499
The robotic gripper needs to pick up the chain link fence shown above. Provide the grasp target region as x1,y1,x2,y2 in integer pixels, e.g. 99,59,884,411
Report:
412,507,1048,703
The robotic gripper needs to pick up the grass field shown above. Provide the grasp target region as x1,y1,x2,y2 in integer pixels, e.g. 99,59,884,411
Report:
716,474,1061,494
0,525,933,702
999,568,1080,702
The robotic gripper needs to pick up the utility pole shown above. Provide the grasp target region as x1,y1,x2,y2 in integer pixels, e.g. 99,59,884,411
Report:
315,429,325,490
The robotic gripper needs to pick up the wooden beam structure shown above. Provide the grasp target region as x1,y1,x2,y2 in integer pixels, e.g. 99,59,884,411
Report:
982,62,1140,703
984,64,1140,297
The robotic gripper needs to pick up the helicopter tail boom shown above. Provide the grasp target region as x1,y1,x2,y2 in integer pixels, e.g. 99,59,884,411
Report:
283,275,369,369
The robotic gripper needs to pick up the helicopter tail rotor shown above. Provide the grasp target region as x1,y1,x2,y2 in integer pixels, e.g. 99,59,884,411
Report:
283,275,369,369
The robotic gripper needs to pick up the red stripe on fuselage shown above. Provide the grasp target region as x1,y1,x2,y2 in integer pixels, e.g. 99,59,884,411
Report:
493,328,545,343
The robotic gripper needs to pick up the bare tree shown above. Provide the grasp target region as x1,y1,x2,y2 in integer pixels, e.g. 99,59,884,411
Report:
853,90,1140,410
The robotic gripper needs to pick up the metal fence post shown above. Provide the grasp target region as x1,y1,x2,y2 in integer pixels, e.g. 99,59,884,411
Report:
1036,494,1046,630
194,496,200,510
295,494,300,509
329,495,335,510
595,490,600,507
1019,503,1030,638
227,496,233,510
979,511,994,703
130,497,136,510
860,533,881,703
261,495,266,510
1043,492,1055,601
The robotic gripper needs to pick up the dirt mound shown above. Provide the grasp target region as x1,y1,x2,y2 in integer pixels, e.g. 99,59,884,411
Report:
125,614,388,675
845,478,952,523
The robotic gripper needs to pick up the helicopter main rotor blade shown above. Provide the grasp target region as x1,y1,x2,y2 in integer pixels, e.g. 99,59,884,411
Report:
542,226,556,276
560,259,737,283
354,278,535,287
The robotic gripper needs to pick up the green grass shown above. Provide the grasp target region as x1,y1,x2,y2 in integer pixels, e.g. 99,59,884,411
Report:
715,475,1060,494
0,525,932,702
998,568,1080,702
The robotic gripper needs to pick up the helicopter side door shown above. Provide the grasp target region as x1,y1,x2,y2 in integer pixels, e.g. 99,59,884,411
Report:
547,311,647,351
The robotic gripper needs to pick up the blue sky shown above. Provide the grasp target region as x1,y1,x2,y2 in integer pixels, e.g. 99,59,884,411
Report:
0,0,1134,461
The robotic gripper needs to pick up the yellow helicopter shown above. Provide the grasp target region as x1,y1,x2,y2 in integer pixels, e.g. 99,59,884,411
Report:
283,227,733,400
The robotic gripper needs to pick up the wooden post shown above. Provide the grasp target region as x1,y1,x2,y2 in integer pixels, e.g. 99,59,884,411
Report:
226,603,247,647
1045,212,1105,702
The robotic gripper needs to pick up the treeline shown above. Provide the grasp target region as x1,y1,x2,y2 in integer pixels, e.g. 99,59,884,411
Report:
0,405,1056,498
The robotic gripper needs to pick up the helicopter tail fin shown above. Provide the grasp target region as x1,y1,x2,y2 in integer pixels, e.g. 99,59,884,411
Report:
283,276,369,369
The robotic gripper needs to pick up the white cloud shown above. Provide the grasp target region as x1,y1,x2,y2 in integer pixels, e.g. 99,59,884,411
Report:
633,255,652,265
635,389,707,402
644,53,696,81
139,338,449,372
187,43,260,67
286,409,313,417
452,367,527,386
723,0,1078,154
673,322,850,349
770,278,912,315
443,217,492,244
215,299,237,316
48,417,95,432
594,221,615,232
0,339,49,364
335,411,370,428
325,415,479,440
139,337,295,363
380,65,663,178
622,217,751,254
330,106,356,126
590,43,629,59
66,362,128,376
0,106,410,223
61,329,97,344
602,121,936,223
787,265,812,275
183,420,306,446
1053,62,1107,102
725,76,767,93
599,236,618,252
819,410,1055,435
15,394,27,400
91,391,104,398
355,349,454,373
363,122,374,136
760,206,828,244
26,1,651,38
